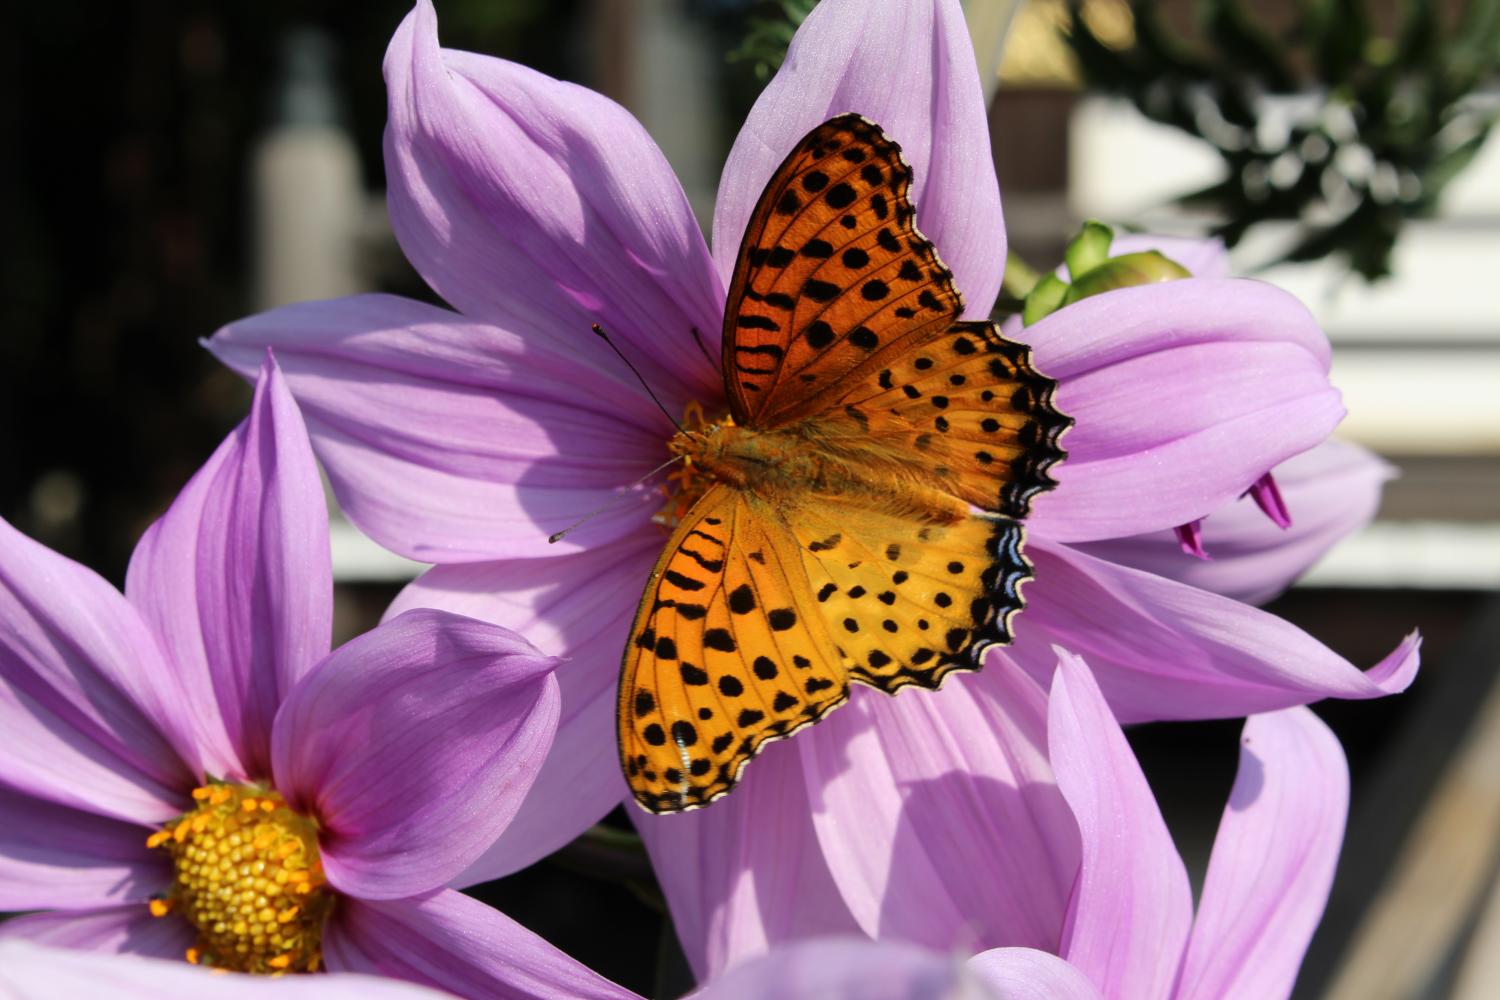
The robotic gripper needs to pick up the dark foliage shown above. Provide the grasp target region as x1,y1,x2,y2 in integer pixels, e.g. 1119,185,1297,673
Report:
1066,0,1500,280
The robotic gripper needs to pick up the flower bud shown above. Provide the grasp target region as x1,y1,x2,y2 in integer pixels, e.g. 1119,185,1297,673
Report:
1064,251,1192,305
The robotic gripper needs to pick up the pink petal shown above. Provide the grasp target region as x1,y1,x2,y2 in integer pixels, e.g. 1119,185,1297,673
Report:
126,353,330,780
1019,278,1342,542
1174,708,1348,1000
713,0,1003,315
208,295,672,562
800,671,1077,955
325,888,639,999
635,737,863,981
0,941,455,999
1076,440,1393,605
1013,537,1419,723
383,537,658,884
0,517,194,825
692,938,986,1000
0,784,169,911
0,904,193,960
384,1,722,407
967,948,1104,1000
1049,651,1193,1000
271,610,559,900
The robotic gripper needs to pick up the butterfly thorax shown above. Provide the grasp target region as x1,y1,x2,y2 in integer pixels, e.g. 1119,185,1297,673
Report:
669,421,969,525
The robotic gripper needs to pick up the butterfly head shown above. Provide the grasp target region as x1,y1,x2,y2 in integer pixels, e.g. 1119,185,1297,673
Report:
655,402,739,529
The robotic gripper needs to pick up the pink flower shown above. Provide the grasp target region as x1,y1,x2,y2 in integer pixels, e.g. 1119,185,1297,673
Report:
1042,233,1394,600
680,653,1347,1000
208,0,1413,912
0,355,631,997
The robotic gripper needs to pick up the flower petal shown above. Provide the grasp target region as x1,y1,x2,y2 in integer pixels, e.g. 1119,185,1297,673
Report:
0,940,456,1000
967,948,1104,1000
0,517,193,825
635,737,863,981
384,0,722,406
1049,651,1193,1000
383,537,658,884
208,295,672,562
713,0,1003,313
324,888,639,999
126,353,330,779
800,670,1077,955
0,904,193,960
1019,278,1342,542
1075,440,1393,605
1174,708,1348,1000
0,784,169,911
1013,537,1419,723
271,609,560,900
693,938,992,1000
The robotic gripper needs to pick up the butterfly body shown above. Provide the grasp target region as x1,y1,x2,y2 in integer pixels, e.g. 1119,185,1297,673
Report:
670,421,971,525
619,115,1071,814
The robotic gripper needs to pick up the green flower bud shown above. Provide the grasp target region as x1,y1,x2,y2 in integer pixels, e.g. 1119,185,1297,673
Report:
1022,273,1070,327
1064,220,1115,279
1063,251,1192,305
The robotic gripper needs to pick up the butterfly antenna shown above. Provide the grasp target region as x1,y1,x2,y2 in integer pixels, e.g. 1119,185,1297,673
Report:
591,323,683,432
689,325,716,367
548,453,687,544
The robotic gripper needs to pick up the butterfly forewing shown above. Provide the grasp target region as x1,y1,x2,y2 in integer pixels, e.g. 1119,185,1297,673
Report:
723,115,963,427
619,485,850,813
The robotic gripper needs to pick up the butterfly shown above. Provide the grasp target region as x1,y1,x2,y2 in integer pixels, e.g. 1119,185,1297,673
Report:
619,115,1070,814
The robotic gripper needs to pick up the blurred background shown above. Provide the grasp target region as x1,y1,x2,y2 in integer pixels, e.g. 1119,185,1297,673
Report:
1,1,1496,997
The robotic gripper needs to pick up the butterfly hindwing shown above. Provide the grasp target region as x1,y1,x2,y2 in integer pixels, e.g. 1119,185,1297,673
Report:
791,499,1032,694
724,115,963,428
830,320,1071,518
619,485,850,813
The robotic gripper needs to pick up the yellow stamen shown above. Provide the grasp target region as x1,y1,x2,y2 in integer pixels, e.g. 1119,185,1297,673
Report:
147,782,330,975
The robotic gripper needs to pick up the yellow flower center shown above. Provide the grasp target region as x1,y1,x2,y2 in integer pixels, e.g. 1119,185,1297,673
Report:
146,783,331,974
657,400,733,529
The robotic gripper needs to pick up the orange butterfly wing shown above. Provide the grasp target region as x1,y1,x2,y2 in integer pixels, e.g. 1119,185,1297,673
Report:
723,115,961,428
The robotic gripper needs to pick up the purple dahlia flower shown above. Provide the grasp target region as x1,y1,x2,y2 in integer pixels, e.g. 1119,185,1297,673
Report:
208,0,1414,903
672,653,1346,1000
1025,233,1394,597
0,356,632,998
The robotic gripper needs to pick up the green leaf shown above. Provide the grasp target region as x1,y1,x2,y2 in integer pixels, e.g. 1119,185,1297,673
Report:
1201,0,1297,90
1305,0,1371,84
